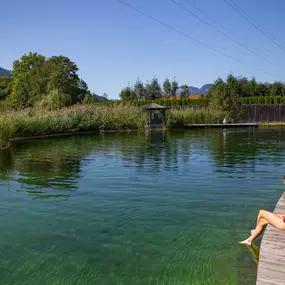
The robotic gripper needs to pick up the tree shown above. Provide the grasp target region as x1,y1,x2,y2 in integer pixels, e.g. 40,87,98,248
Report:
256,82,270,97
36,89,72,111
77,79,89,103
171,79,179,98
210,75,242,121
46,56,80,103
270,82,283,97
119,87,136,101
12,52,46,78
248,77,257,97
0,76,12,100
145,77,162,100
181,84,190,98
11,52,46,108
133,79,145,100
162,78,172,98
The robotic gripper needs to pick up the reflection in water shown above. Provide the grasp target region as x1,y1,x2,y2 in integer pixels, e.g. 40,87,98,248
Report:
2,129,285,200
211,129,285,177
0,129,285,284
1,137,92,199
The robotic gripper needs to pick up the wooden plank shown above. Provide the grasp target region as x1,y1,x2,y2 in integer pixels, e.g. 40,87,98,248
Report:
184,123,259,128
256,192,285,285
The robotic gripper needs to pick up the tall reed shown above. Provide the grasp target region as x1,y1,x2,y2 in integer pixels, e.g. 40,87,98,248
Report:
0,104,225,149
166,109,224,126
0,118,15,149
0,104,146,140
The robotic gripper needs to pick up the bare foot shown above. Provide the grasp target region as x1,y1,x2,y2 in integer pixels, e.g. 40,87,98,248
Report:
239,239,252,246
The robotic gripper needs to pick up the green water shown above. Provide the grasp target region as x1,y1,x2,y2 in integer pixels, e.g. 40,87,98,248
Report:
1,129,285,285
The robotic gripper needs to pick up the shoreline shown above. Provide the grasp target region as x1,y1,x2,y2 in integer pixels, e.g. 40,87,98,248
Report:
1,123,285,151
0,128,140,150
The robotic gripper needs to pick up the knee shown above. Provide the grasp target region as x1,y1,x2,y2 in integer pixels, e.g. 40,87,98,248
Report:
259,209,266,215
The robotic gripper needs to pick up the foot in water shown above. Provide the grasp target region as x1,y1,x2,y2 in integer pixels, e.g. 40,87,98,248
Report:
239,239,252,246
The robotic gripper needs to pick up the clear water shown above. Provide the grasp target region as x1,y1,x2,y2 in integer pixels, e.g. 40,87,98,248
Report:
1,129,285,285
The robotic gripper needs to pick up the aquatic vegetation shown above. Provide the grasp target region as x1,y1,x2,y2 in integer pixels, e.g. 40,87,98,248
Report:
0,118,15,148
166,109,224,126
0,104,224,149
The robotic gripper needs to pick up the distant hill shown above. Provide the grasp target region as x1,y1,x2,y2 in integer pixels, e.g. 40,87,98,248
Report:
0,67,12,77
177,84,213,96
189,84,213,95
91,93,109,102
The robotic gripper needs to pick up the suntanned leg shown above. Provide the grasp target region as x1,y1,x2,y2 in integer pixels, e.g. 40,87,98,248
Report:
251,214,284,234
251,217,268,234
240,210,285,246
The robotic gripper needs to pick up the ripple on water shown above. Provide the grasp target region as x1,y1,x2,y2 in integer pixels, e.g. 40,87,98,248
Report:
1,130,285,284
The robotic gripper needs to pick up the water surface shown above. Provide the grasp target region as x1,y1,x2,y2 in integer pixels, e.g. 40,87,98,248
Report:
1,129,285,285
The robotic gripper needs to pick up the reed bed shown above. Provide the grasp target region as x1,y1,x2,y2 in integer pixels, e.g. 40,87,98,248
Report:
0,104,225,149
166,109,225,127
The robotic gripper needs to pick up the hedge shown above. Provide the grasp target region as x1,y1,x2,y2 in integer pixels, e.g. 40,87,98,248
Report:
93,97,285,107
241,96,285,104
93,98,210,107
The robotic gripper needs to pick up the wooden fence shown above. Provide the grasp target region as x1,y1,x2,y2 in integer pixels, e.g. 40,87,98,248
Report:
242,104,285,123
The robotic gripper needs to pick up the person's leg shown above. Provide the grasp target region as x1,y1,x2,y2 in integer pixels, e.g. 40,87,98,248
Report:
240,210,285,245
251,217,268,234
252,214,284,233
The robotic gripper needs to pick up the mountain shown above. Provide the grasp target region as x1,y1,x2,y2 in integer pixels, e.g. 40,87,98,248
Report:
91,93,109,102
0,67,12,77
177,84,213,96
189,84,213,95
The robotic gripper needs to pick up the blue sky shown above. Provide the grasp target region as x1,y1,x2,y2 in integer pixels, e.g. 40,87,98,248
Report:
1,0,285,99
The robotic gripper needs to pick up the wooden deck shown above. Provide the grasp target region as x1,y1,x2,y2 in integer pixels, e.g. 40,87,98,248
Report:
256,192,285,285
184,123,259,129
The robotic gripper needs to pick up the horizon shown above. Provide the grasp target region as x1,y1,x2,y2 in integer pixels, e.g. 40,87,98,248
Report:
1,0,285,98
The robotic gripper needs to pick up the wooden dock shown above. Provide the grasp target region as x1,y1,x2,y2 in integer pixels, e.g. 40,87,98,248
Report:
256,192,285,285
184,123,259,129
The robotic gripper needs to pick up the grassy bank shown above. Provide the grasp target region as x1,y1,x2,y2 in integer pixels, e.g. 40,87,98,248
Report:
0,105,225,149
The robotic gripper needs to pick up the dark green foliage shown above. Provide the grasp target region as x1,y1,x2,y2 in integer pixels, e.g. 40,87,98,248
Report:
171,79,179,98
145,78,162,100
119,87,136,101
120,77,179,101
209,75,243,121
2,52,89,110
162,78,172,98
209,74,285,120
208,74,285,100
0,76,12,100
94,98,209,108
134,79,146,100
240,96,285,104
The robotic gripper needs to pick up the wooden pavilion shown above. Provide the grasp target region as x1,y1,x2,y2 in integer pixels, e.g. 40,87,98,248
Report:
142,103,168,130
